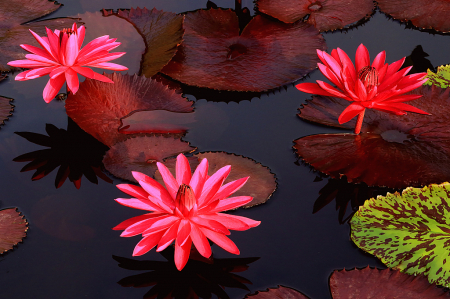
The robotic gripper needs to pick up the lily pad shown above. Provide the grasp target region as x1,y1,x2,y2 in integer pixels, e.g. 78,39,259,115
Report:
295,85,450,189
65,73,193,147
0,75,14,128
102,135,197,182
377,0,450,33
102,7,184,78
155,152,277,208
0,208,28,253
14,118,112,189
245,286,310,299
330,267,449,298
350,182,450,287
161,8,325,92
256,0,374,32
0,0,82,72
424,65,450,88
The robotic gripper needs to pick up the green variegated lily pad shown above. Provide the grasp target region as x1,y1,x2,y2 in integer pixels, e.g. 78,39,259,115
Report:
350,182,450,287
424,65,450,88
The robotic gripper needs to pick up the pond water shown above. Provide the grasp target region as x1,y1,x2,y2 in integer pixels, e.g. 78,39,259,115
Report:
1,1,449,299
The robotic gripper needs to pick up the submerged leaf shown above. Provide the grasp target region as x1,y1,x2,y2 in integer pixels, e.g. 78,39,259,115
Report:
330,267,449,298
0,0,82,71
65,73,193,147
350,183,450,287
424,65,450,88
0,208,27,253
295,85,450,189
245,286,310,299
162,8,325,92
377,0,450,33
103,7,184,78
256,0,374,31
102,135,197,182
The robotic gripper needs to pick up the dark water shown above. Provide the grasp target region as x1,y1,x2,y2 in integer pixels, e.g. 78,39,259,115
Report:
1,1,449,299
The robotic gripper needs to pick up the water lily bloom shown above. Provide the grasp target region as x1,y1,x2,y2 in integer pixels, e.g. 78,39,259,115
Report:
296,44,429,134
7,23,128,103
113,154,260,271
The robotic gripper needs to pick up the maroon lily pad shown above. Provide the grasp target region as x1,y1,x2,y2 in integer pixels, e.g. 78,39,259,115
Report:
1,0,82,72
65,73,194,147
155,152,277,208
102,7,184,78
330,267,449,298
0,75,14,127
377,0,450,33
0,208,28,253
102,135,197,182
294,85,450,189
161,8,326,92
256,0,374,32
245,286,310,299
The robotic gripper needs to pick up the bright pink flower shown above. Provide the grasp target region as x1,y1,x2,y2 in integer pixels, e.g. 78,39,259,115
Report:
7,23,128,103
113,154,260,271
296,44,429,134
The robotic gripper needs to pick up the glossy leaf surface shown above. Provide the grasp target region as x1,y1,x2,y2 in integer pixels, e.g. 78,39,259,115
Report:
162,9,325,92
0,208,27,254
295,85,450,188
256,0,374,31
350,183,450,287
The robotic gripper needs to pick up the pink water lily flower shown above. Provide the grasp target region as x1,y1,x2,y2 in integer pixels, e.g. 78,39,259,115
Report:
114,154,260,271
7,23,128,103
296,44,429,134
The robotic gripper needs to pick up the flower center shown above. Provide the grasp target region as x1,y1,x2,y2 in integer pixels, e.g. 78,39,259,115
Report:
175,184,196,216
59,28,76,45
308,2,323,11
358,66,379,90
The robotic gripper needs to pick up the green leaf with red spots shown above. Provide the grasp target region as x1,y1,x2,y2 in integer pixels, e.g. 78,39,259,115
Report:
424,65,450,88
350,182,450,287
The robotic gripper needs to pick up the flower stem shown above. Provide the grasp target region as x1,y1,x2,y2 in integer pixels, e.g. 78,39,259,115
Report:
354,109,365,134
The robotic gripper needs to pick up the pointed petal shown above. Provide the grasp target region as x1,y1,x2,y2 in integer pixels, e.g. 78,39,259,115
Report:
355,44,370,72
190,223,212,258
114,197,162,212
338,103,365,124
49,66,68,79
337,48,357,83
318,63,344,90
113,213,162,230
206,196,253,213
77,25,85,48
296,82,337,97
384,57,405,78
198,165,231,207
210,177,249,202
354,79,367,101
20,44,55,61
156,220,180,251
142,216,179,236
190,216,230,235
29,29,55,60
375,102,429,115
371,51,386,71
190,158,209,199
42,74,66,103
199,214,257,231
121,215,169,237
25,54,58,65
65,67,79,94
132,231,166,256
88,62,128,71
25,66,57,78
157,162,179,200
174,236,192,270
317,81,352,100
116,184,148,199
176,219,191,246
200,228,240,255
7,59,53,68
138,180,174,212
176,154,192,185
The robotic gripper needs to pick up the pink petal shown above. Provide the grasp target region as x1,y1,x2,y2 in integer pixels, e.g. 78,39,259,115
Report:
190,216,230,235
200,228,240,255
116,184,148,200
199,214,255,231
156,220,181,251
77,25,86,48
142,215,179,236
371,51,386,71
138,178,174,210
176,219,191,246
337,48,357,83
88,62,128,71
42,74,66,103
321,51,343,79
82,52,126,65
65,34,79,66
206,196,253,213
317,81,352,100
78,42,121,64
121,215,169,237
198,165,231,207
65,67,79,94
59,33,69,65
189,158,209,198
25,54,58,65
15,70,34,81
133,231,166,256
338,103,365,124
384,57,405,79
71,66,114,83
113,213,162,230
29,29,55,60
318,63,344,90
355,44,370,72
330,49,342,67
354,79,367,101
49,66,68,79
381,94,423,103
157,162,179,200
20,44,55,61
25,66,57,79
114,197,162,212
176,154,192,185
296,82,338,97
7,59,53,68
210,177,249,202
174,236,192,270
190,223,212,258
77,35,110,59
45,27,60,61
375,102,429,115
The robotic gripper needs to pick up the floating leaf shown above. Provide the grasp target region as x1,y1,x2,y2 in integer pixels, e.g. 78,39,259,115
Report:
161,8,325,92
350,183,450,287
0,0,82,72
65,73,193,147
256,0,374,31
0,208,27,253
377,0,450,33
245,286,310,299
102,135,197,182
14,118,111,189
330,267,448,299
0,75,14,127
155,152,277,208
295,85,450,189
103,7,184,78
424,65,450,88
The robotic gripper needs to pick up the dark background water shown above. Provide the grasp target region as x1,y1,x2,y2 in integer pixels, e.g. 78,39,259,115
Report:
1,1,450,298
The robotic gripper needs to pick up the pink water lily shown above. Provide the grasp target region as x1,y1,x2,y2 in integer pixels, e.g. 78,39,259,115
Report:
296,44,429,134
7,23,128,103
113,154,260,271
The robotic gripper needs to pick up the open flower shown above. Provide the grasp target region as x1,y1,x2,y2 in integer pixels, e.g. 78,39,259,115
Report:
296,44,429,134
7,23,128,103
113,154,260,271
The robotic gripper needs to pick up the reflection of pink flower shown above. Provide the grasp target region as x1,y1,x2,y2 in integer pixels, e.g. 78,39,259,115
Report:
296,44,429,134
114,154,260,271
7,23,128,103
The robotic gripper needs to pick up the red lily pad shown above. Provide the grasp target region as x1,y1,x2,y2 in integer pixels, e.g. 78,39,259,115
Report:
245,286,310,299
0,75,14,128
0,208,28,254
65,73,194,147
161,8,325,92
294,85,450,189
102,135,197,182
102,7,184,78
0,0,82,72
330,267,448,298
256,0,374,32
377,0,450,33
155,152,277,208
